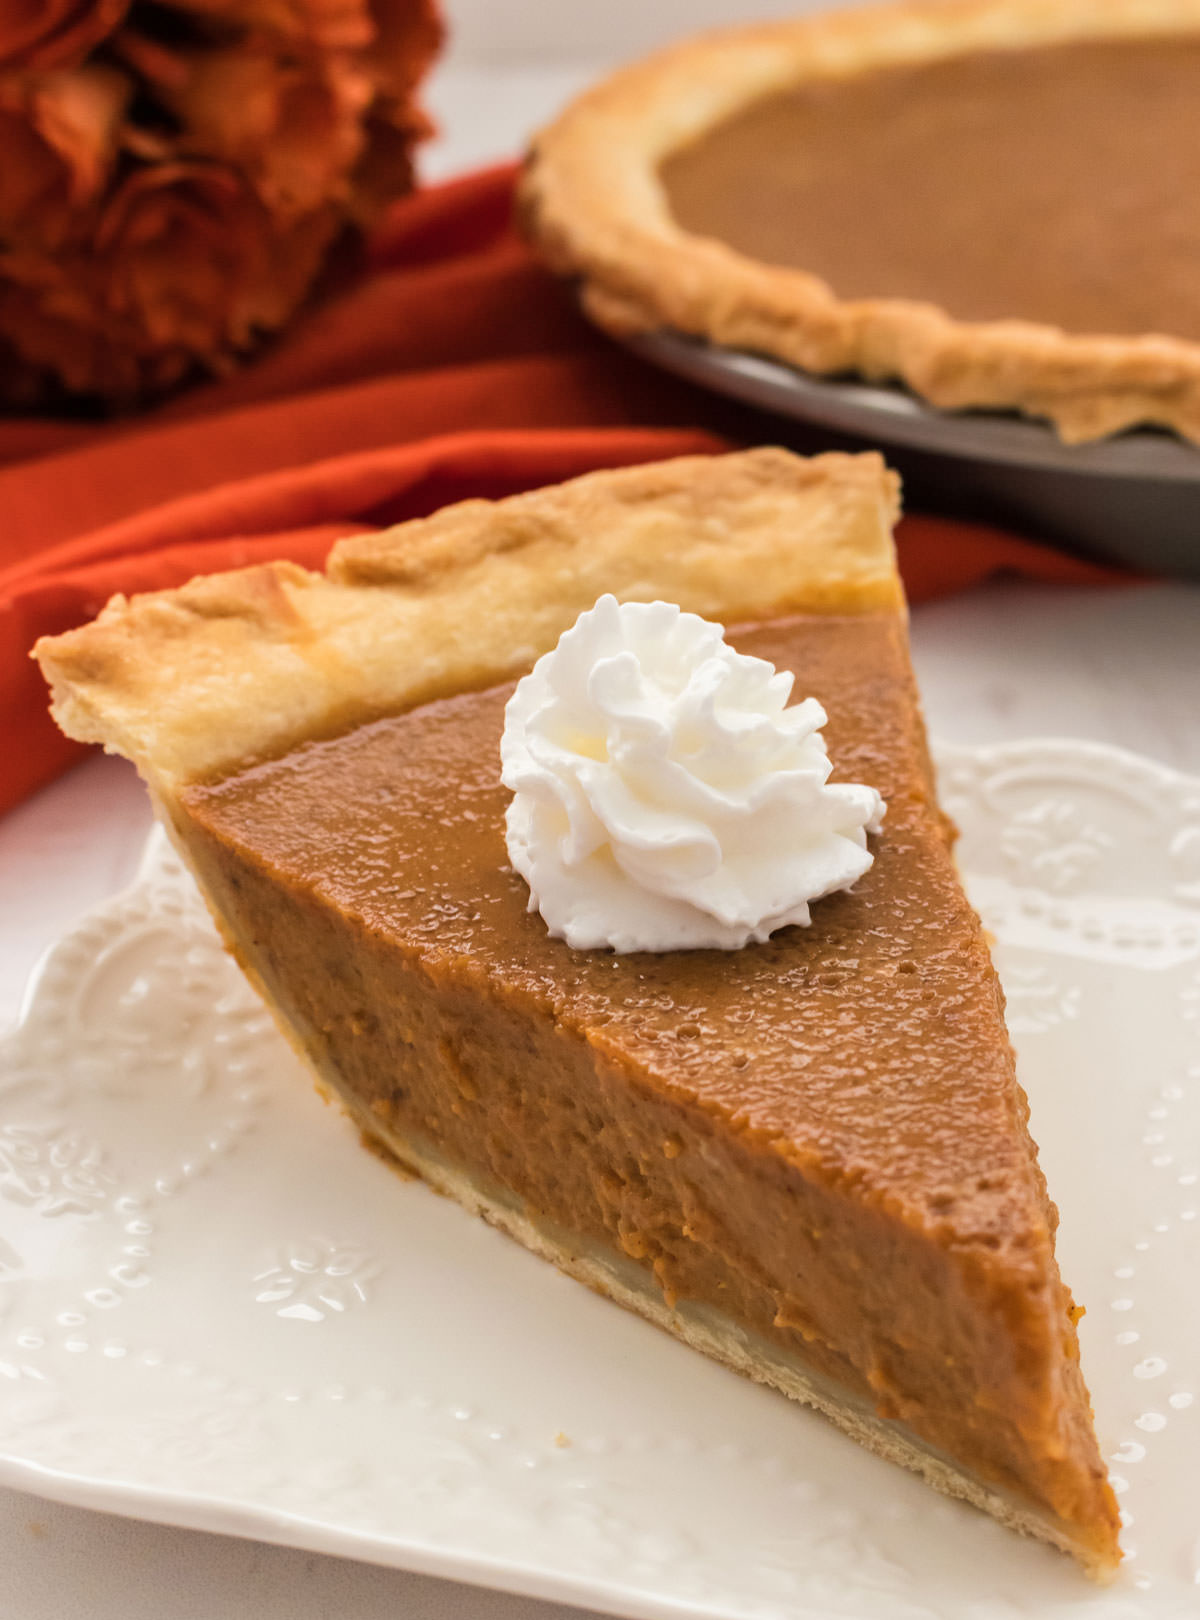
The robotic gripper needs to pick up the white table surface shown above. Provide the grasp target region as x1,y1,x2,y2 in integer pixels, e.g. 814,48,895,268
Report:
4,17,1200,1618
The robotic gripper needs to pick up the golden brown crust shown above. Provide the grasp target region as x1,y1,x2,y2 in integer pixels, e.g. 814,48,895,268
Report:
33,448,901,789
520,0,1200,444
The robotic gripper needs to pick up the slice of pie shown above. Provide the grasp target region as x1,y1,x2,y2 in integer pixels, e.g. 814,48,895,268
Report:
34,448,1121,1575
520,0,1200,444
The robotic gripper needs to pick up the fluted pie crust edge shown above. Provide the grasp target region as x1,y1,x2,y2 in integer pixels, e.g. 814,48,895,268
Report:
520,0,1200,445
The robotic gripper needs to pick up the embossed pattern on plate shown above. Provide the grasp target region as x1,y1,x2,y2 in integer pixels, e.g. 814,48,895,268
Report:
0,739,1197,1620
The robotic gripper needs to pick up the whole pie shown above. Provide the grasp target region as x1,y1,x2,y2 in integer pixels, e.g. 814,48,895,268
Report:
35,448,1120,1574
521,0,1200,444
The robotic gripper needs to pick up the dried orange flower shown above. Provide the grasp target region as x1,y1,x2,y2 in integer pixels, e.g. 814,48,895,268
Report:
0,0,130,73
0,64,130,246
0,0,441,408
163,0,378,52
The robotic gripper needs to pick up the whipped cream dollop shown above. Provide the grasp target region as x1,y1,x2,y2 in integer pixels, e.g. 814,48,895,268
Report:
500,595,885,953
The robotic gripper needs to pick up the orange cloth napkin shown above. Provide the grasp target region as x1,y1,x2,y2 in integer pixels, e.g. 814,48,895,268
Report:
1,164,1126,819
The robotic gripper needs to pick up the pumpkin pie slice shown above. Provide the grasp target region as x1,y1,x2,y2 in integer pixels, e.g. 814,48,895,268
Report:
521,0,1200,443
34,448,1120,1574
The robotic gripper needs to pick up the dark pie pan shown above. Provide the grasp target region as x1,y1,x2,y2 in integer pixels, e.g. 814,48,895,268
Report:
623,329,1200,578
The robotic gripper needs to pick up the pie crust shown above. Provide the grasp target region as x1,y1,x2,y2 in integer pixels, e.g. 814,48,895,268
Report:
35,448,900,788
520,0,1200,444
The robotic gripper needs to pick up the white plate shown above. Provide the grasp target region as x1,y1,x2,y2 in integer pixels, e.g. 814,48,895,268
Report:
0,738,1197,1620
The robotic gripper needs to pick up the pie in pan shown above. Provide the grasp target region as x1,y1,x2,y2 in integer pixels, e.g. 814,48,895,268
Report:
35,449,1120,1574
520,0,1200,444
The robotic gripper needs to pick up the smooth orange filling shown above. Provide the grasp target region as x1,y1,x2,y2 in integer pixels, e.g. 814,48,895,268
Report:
662,36,1200,340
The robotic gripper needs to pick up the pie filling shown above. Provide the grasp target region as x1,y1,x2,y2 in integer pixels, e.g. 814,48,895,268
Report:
660,36,1200,341
177,610,1114,1542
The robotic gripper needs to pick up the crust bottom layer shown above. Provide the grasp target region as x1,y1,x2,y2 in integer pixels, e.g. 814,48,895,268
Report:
322,1064,1115,1581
